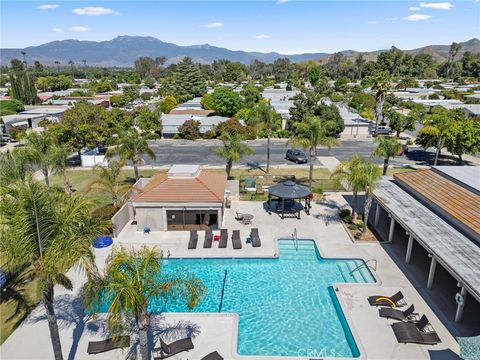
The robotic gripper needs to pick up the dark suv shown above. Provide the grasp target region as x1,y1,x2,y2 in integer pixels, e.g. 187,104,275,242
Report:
286,149,308,164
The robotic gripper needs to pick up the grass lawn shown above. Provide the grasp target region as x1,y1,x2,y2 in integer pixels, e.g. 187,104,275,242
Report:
0,277,42,345
49,168,162,208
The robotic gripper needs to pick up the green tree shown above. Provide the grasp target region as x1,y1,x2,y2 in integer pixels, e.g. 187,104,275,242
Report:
334,77,349,93
158,95,177,114
83,246,205,360
178,119,201,140
0,99,25,115
395,77,418,91
241,82,262,107
444,119,480,164
23,132,65,187
291,114,338,189
108,129,156,180
211,132,254,178
362,72,391,135
0,180,109,360
209,87,243,117
48,101,109,157
371,136,402,175
86,160,131,208
143,77,156,89
447,42,462,78
173,57,206,102
9,59,38,105
332,156,381,233
135,106,161,134
123,85,140,103
385,110,414,137
0,149,29,186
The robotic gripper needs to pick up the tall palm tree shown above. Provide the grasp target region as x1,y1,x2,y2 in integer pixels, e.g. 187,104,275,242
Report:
67,60,75,74
331,156,381,237
371,136,402,176
367,72,391,135
291,114,338,190
83,246,205,360
331,155,364,219
256,103,275,173
0,179,109,360
24,132,65,187
86,160,132,209
54,61,60,72
211,132,254,178
107,130,156,181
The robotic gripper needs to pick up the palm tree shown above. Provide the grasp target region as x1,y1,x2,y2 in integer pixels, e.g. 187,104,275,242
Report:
24,132,64,187
82,59,87,68
331,156,381,237
86,160,132,209
107,129,156,181
0,179,109,360
256,103,275,173
211,132,254,178
0,149,30,186
331,155,364,219
54,61,60,72
371,136,402,176
68,60,74,74
367,72,391,135
291,114,338,190
83,246,205,360
21,51,27,66
50,146,73,195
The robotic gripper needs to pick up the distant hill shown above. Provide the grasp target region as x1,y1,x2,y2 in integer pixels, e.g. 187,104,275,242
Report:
318,38,480,64
1,36,478,67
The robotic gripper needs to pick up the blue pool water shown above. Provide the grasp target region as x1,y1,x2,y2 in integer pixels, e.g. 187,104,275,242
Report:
150,240,375,358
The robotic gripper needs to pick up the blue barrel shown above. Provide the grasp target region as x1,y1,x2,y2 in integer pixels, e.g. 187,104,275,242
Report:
93,236,113,248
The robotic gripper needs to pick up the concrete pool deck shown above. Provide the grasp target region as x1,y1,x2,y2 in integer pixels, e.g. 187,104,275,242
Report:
1,194,460,360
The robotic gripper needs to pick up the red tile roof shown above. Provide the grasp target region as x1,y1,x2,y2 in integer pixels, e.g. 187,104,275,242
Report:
133,170,227,203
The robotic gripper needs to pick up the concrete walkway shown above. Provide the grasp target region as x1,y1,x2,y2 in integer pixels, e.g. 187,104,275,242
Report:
1,195,460,360
317,156,342,173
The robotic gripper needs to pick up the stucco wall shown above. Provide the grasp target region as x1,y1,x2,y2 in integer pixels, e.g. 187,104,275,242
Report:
112,202,134,237
135,207,165,231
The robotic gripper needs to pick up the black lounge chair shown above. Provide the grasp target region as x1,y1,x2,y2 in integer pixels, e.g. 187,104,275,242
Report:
188,230,198,249
232,230,242,249
87,336,130,354
204,228,213,248
368,291,406,307
153,337,194,359
201,351,224,360
379,304,417,321
392,319,441,345
219,229,228,248
250,228,261,247
235,212,244,221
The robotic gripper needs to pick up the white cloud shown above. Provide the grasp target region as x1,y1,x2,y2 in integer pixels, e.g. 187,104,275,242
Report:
404,14,433,21
255,34,271,39
51,27,63,32
73,7,119,16
367,20,377,25
420,2,454,10
386,17,399,21
409,7,420,11
277,0,291,4
203,22,224,29
37,4,59,10
70,26,89,32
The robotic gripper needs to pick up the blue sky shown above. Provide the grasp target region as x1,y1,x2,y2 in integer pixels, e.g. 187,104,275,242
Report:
1,1,478,53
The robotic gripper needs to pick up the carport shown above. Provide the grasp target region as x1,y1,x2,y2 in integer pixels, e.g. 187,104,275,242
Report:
371,178,480,326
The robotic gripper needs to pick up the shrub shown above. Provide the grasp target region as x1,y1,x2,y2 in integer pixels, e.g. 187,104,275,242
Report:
356,214,363,221
273,84,281,89
406,139,413,146
286,84,292,91
348,224,357,230
343,215,353,223
178,119,201,140
0,99,25,115
312,186,323,195
339,209,351,218
159,95,177,114
273,129,291,138
330,92,343,103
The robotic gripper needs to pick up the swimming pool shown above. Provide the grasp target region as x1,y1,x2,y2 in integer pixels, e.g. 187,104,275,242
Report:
151,240,375,358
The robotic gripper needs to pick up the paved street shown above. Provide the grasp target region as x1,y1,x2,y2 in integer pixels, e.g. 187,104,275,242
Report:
143,138,457,168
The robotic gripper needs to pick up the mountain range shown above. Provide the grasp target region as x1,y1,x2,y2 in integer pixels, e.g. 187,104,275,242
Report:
1,36,479,67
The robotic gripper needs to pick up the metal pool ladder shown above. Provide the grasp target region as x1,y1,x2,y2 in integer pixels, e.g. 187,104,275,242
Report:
349,259,377,275
292,228,298,251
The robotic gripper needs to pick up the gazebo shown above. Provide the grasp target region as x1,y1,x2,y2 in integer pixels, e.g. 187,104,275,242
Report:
267,180,312,219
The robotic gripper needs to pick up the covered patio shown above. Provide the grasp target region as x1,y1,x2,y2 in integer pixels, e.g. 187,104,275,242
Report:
267,180,312,219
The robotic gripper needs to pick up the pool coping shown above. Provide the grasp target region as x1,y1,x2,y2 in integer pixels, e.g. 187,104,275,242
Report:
159,238,381,360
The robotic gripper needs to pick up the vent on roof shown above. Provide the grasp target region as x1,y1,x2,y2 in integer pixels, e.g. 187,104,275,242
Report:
168,164,200,178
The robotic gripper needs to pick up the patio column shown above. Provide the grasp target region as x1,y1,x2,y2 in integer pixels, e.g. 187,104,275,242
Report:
282,198,285,219
427,256,437,289
374,202,381,226
455,286,468,323
388,216,395,242
405,234,414,264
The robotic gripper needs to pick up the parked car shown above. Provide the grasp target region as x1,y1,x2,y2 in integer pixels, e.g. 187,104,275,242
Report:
370,125,392,136
286,149,308,164
1,134,13,143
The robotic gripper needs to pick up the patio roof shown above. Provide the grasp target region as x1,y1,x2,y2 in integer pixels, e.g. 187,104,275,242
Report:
268,180,311,199
374,178,480,303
